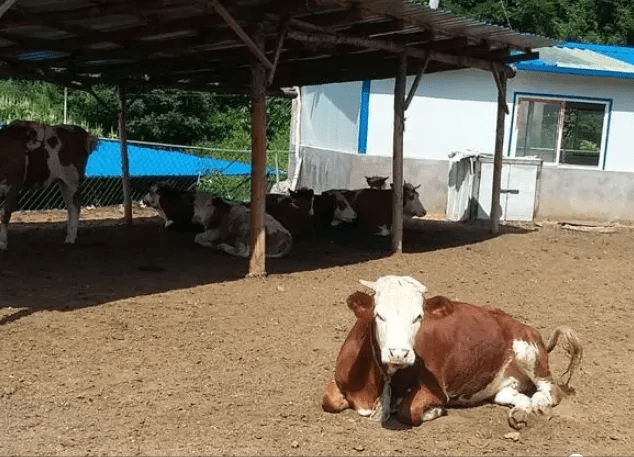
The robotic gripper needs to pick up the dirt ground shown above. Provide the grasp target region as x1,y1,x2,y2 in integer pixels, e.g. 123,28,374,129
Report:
1,204,632,456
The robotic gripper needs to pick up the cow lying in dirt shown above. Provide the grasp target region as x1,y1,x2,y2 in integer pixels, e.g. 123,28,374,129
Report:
142,181,204,233
336,182,426,236
323,275,583,429
192,193,293,258
0,120,98,250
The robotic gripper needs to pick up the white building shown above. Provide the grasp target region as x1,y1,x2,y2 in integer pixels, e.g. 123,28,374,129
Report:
291,42,634,224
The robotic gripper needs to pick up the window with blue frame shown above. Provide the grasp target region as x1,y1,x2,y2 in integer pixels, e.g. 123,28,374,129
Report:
513,95,609,167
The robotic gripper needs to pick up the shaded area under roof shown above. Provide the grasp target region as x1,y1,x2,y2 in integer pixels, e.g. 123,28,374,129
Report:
0,0,554,94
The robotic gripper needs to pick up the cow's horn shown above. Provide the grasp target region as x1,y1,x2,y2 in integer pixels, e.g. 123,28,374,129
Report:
359,279,377,291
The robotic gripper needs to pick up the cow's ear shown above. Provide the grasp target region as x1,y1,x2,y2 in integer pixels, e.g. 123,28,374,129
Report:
359,279,377,291
212,197,225,207
346,291,374,319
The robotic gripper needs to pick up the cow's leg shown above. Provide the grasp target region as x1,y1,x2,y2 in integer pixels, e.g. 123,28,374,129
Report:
397,384,446,426
194,229,220,248
0,187,18,250
322,379,350,413
58,181,81,245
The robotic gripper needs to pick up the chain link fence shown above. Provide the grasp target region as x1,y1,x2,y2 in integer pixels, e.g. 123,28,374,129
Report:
10,139,287,212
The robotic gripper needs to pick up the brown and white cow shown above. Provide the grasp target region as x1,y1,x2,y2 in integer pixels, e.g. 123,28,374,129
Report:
263,188,315,240
344,182,426,236
192,193,293,258
322,276,582,429
0,120,98,250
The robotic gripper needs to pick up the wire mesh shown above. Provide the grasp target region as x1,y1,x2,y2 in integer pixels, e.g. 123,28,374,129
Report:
3,140,287,213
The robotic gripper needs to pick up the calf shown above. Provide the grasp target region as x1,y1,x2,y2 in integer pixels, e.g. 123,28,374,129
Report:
365,175,389,190
192,194,293,258
348,182,426,236
323,275,582,429
142,181,204,233
0,120,98,250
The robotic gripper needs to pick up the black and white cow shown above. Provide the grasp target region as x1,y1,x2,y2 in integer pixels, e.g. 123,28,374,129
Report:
142,181,204,233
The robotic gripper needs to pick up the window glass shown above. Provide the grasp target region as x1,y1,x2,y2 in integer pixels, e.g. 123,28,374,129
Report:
514,97,606,167
560,102,604,166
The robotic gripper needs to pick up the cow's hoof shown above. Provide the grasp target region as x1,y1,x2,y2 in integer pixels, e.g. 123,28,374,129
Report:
508,407,529,430
533,404,553,419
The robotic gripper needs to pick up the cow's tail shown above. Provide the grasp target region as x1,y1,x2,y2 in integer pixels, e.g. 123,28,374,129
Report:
546,326,583,386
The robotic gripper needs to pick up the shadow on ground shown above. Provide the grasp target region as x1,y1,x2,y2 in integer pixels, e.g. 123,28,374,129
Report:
0,215,534,323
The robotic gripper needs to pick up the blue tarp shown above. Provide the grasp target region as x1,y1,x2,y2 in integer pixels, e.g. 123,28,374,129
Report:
85,139,257,178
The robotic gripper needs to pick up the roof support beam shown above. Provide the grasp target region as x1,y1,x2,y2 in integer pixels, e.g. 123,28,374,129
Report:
248,23,268,277
117,85,133,225
208,0,273,71
489,66,508,235
287,29,515,77
404,49,430,110
0,0,17,20
391,52,406,254
268,14,290,86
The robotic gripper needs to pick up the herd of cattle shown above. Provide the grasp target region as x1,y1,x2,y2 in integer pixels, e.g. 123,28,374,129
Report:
1,121,583,430
0,119,426,255
140,176,427,258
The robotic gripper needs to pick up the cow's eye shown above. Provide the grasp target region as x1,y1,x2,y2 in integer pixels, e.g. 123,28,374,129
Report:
413,314,422,323
375,313,386,322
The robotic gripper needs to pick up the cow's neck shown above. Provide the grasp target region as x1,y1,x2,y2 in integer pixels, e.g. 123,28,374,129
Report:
369,322,392,422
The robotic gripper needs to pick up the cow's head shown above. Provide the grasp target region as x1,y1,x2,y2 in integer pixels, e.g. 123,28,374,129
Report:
10,120,45,150
365,175,389,190
359,275,427,375
289,187,315,216
401,182,427,218
142,181,173,209
192,194,230,229
323,190,357,225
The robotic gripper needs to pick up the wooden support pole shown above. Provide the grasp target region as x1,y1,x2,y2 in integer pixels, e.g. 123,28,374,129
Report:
248,25,268,277
490,68,508,235
392,52,407,254
118,85,132,225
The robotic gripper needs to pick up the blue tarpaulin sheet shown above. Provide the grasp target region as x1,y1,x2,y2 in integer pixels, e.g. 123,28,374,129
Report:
85,139,256,178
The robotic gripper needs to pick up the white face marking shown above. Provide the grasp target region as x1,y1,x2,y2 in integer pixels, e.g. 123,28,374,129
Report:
192,193,216,227
360,276,426,374
333,192,356,223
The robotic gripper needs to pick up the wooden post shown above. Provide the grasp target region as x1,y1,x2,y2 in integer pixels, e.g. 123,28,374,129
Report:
118,85,132,224
490,68,508,235
248,25,267,277
392,52,407,254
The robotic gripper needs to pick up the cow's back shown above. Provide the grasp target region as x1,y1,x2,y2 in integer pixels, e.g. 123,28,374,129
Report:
352,189,391,234
53,125,98,175
415,296,517,402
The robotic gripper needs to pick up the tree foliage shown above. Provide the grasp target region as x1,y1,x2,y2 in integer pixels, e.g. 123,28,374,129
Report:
413,0,634,44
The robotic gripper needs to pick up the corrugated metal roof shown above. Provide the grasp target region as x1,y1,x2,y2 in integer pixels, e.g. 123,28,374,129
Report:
0,0,554,92
513,42,634,79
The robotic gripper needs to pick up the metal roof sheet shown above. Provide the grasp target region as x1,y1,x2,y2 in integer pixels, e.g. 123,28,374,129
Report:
513,42,634,79
0,0,554,92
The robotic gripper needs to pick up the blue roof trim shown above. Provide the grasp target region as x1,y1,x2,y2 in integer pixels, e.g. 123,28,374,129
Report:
514,61,634,80
514,41,634,80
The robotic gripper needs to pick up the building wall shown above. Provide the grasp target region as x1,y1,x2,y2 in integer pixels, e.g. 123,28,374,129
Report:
298,67,634,223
